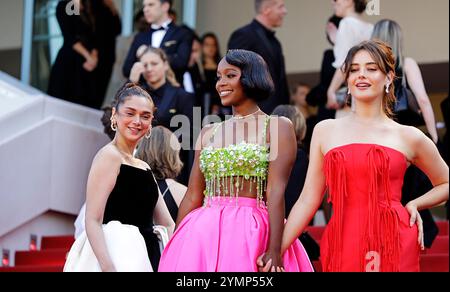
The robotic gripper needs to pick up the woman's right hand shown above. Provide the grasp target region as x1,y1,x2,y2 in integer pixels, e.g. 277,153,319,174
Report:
83,53,98,72
256,252,285,273
129,62,146,83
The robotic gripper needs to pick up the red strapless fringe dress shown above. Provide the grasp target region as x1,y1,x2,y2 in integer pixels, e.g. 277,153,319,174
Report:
321,144,420,272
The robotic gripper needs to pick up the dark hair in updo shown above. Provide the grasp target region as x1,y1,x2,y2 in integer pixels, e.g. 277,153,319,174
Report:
112,83,155,111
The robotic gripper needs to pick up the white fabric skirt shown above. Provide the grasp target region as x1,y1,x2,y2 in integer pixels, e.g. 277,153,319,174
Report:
64,221,153,272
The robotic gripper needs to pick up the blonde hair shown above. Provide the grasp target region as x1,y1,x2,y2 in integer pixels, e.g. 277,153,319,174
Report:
138,46,180,87
272,105,307,147
136,126,183,180
371,19,404,69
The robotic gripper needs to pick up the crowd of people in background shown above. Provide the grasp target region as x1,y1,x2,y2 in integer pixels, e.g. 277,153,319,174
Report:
56,0,448,272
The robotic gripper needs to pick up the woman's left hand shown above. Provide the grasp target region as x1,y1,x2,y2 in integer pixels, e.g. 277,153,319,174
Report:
256,252,285,273
406,202,425,251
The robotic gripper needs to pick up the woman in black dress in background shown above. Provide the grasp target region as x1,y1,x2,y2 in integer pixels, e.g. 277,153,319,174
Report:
48,0,98,107
91,0,122,109
201,33,230,118
65,84,174,272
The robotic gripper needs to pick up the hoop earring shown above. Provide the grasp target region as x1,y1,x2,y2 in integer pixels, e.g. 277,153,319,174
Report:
110,119,117,132
145,130,152,139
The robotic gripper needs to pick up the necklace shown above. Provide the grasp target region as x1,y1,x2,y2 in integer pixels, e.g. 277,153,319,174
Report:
113,143,135,160
232,108,262,120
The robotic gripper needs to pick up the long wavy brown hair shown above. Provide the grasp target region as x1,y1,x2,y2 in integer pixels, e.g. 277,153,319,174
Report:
342,40,397,118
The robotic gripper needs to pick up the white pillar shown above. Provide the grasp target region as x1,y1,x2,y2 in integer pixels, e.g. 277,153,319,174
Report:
183,0,197,29
21,0,35,84
121,0,134,36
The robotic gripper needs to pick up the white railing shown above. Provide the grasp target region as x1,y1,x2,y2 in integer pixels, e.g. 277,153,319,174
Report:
0,71,109,238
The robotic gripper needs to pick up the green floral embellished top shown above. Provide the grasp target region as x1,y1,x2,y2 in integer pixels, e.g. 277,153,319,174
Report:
199,116,271,205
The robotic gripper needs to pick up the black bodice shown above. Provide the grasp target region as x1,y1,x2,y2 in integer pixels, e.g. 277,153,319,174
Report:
103,164,162,270
103,164,158,227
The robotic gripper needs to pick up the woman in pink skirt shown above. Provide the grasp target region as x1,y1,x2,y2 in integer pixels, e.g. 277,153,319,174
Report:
158,50,314,272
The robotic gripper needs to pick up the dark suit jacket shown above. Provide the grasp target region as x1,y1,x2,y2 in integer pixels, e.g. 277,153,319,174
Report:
140,82,195,185
122,23,193,83
228,19,290,114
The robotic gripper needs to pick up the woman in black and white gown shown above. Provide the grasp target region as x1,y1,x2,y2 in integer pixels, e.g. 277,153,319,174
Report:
64,84,174,272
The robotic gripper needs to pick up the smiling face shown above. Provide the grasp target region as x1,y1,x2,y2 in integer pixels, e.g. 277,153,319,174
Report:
347,50,393,104
216,58,246,107
113,96,154,143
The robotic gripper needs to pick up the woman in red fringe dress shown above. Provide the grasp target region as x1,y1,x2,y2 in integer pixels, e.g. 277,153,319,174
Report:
267,40,449,272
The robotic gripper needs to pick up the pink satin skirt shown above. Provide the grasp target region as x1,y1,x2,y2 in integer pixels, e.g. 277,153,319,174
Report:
159,197,314,272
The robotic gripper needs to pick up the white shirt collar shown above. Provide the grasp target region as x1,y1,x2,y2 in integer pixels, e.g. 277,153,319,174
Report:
151,19,172,30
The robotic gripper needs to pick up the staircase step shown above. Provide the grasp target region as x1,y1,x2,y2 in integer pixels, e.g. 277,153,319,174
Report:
41,236,75,250
312,260,322,272
0,265,64,273
437,221,449,236
15,249,68,266
426,236,449,255
420,254,449,272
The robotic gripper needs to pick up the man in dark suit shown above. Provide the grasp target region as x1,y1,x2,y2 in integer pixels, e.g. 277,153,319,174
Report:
122,0,193,84
228,0,289,114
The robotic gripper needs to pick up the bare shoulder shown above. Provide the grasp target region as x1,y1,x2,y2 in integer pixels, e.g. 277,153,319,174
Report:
267,116,296,142
138,160,152,171
269,116,294,130
202,122,218,135
199,122,220,146
313,119,338,136
396,122,429,147
92,144,123,169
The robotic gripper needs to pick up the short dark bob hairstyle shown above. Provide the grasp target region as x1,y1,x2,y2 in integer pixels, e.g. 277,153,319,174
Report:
225,49,274,102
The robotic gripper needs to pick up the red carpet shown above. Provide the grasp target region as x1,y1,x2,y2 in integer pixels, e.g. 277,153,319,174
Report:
0,221,448,272
307,222,449,272
40,236,74,250
0,235,73,273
